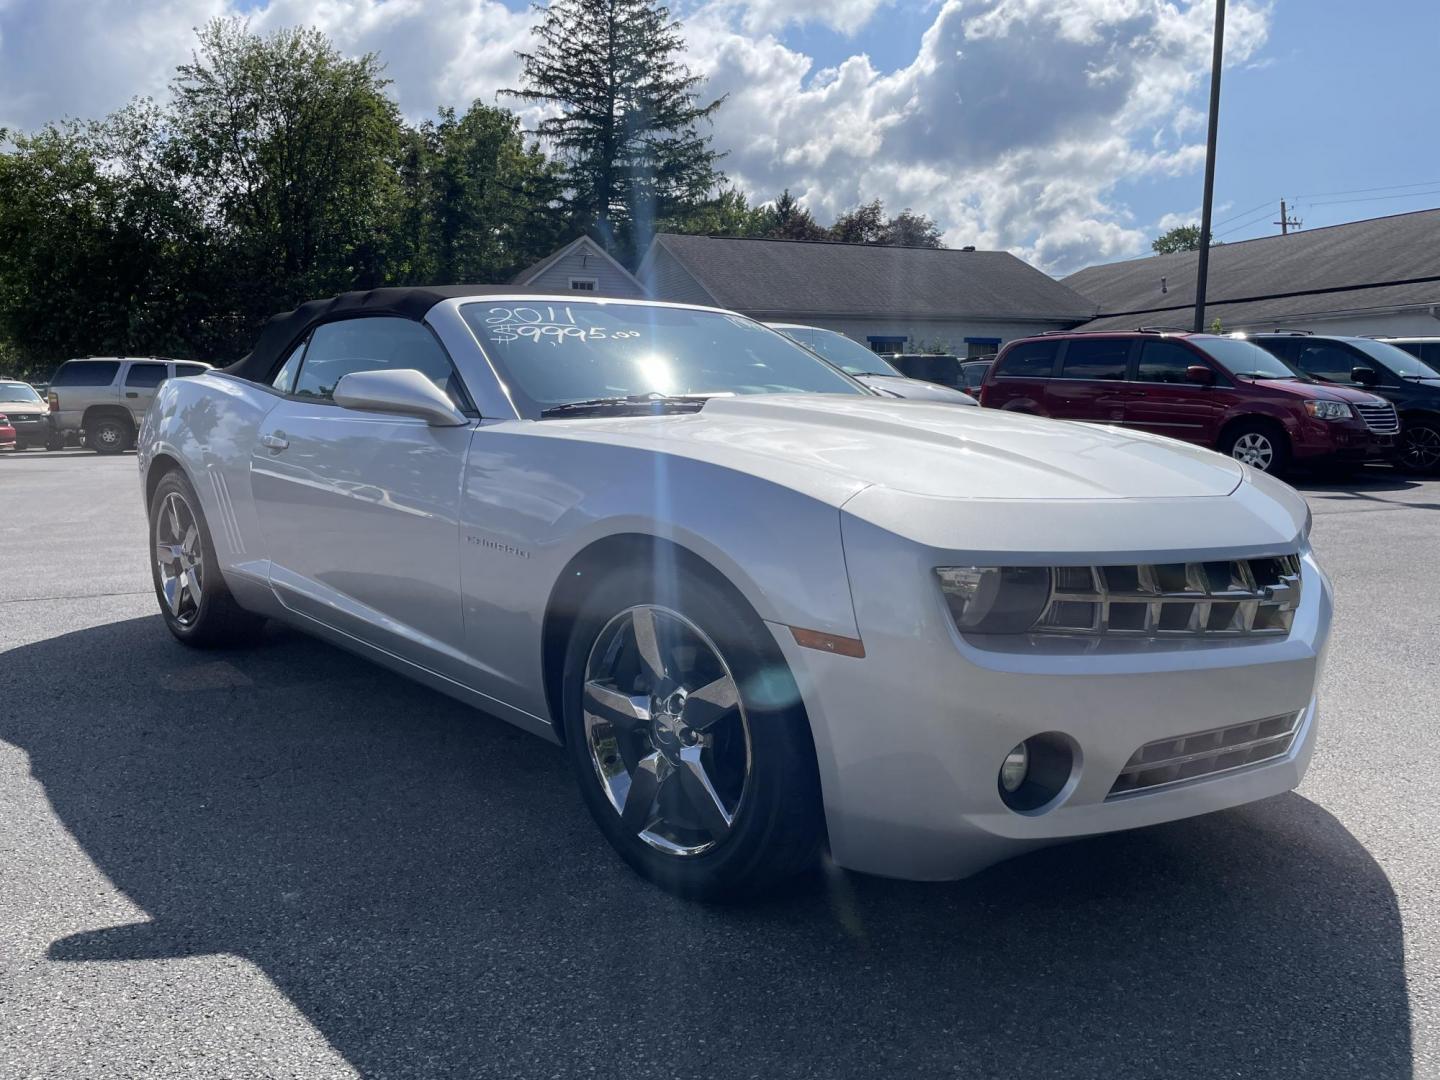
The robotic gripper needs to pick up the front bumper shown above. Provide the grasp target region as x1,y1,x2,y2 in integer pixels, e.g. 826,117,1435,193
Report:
1292,417,1395,462
780,500,1332,882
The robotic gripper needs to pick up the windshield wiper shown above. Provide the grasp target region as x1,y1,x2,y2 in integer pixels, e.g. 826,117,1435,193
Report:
539,393,720,418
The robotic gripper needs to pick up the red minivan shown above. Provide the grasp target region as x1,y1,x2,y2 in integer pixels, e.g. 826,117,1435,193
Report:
978,330,1398,474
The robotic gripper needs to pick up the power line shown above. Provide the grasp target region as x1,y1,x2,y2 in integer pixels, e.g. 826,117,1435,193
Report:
1212,198,1273,228
1214,206,1275,238
1302,187,1440,209
1295,178,1440,200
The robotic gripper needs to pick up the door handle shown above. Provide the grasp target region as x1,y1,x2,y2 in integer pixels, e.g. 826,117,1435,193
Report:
261,433,290,451
125,391,139,398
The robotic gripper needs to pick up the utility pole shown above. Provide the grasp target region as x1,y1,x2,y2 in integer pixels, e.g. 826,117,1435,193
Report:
1274,199,1302,235
1192,0,1226,333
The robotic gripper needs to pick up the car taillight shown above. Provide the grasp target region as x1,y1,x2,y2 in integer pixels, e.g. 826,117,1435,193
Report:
48,391,58,411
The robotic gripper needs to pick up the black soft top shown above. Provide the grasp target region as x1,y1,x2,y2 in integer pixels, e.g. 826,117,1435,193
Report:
223,285,632,384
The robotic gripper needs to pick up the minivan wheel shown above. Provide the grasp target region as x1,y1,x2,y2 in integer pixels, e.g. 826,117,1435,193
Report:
149,470,265,647
1398,420,1440,474
1222,421,1291,475
561,564,824,899
88,415,132,455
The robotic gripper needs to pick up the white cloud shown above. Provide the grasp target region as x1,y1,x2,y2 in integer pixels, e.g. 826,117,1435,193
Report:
0,0,1272,273
0,0,226,130
685,0,1270,272
699,0,894,34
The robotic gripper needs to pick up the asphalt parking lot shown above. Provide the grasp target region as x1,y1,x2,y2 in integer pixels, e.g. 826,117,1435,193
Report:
1,451,1436,1080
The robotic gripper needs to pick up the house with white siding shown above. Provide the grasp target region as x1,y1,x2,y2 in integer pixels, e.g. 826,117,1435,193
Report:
510,235,646,298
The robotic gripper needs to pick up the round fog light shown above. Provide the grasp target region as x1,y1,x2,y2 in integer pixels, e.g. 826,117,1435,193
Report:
999,742,1029,793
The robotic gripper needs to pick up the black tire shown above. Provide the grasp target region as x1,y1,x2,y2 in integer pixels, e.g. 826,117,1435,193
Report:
561,562,824,899
45,434,65,451
1397,419,1440,474
148,469,265,647
1220,419,1291,475
88,414,133,455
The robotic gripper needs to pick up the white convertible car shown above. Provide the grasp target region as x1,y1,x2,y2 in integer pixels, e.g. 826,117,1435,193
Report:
139,288,1332,898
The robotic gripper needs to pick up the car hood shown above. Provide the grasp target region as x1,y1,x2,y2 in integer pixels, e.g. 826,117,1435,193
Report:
0,402,47,416
1249,378,1388,404
535,394,1245,504
854,374,977,404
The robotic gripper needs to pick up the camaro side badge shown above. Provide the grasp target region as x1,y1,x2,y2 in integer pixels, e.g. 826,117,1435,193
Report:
468,534,532,559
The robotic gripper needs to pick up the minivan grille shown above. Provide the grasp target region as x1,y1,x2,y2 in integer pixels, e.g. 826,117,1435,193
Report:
1108,710,1304,798
1352,401,1399,434
1035,555,1301,639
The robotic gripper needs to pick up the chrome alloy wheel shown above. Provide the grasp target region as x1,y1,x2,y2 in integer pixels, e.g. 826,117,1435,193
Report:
154,491,204,626
582,605,752,857
1401,425,1440,471
1231,432,1275,471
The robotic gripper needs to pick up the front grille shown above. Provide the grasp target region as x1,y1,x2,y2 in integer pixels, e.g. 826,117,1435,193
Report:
1352,401,1399,434
1035,555,1301,639
1108,710,1304,798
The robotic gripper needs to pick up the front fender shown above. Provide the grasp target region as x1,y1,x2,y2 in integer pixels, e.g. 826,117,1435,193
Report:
456,426,861,721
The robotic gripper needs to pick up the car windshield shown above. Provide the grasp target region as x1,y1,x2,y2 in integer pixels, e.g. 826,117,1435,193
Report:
1350,338,1440,379
463,301,866,415
776,326,901,377
0,384,42,404
1200,337,1302,379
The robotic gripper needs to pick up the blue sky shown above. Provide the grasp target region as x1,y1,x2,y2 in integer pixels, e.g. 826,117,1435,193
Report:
3,0,1438,271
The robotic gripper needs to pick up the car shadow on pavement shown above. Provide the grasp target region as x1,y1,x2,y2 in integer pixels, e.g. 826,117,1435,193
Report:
3,616,1413,1079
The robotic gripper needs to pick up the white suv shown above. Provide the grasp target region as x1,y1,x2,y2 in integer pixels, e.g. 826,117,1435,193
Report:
48,357,211,454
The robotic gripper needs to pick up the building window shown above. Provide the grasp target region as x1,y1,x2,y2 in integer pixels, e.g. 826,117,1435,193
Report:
867,335,906,354
569,277,598,291
964,336,1001,359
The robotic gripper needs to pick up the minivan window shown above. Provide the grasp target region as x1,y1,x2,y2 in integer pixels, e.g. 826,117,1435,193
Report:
1059,339,1129,381
50,361,120,387
125,363,169,388
1291,341,1365,383
1134,341,1199,383
174,364,209,378
994,340,1058,378
1349,338,1440,380
1195,337,1295,379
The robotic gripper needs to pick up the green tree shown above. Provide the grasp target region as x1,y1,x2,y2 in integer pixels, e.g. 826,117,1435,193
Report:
505,0,724,260
1152,224,1203,254
830,198,888,244
400,103,565,285
167,19,406,348
755,189,827,241
883,208,943,248
829,198,943,247
666,186,767,237
0,113,204,376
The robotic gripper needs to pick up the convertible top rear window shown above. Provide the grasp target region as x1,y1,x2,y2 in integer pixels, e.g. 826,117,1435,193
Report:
462,301,864,416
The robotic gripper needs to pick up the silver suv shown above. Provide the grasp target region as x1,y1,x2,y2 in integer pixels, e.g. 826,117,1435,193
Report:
47,357,212,454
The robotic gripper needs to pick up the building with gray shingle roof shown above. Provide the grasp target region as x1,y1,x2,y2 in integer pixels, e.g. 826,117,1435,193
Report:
636,232,1096,357
1064,208,1440,336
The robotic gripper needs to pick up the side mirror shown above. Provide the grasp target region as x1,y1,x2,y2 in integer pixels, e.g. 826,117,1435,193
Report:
1185,364,1216,385
1350,366,1379,386
332,368,468,426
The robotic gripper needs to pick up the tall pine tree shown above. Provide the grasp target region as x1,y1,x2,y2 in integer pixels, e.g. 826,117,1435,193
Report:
504,0,724,261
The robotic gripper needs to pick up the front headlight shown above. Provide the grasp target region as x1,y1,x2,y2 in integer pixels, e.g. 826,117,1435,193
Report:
1304,400,1352,420
935,566,1052,634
